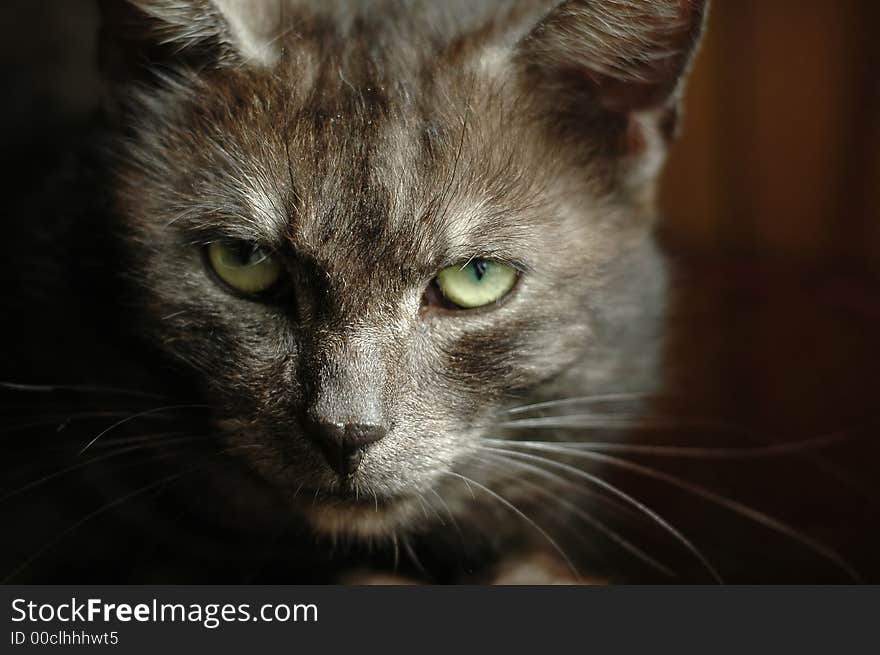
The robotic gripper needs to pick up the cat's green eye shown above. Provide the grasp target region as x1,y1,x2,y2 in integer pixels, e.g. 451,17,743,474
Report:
206,240,283,296
435,259,518,309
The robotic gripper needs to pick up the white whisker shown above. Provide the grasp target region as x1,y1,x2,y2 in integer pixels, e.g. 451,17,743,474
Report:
496,415,764,436
490,440,861,582
442,469,580,580
487,433,852,459
480,444,723,582
505,392,653,415
477,450,677,578
0,433,205,503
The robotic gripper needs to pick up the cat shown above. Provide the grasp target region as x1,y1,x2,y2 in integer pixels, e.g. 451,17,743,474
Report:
0,0,713,583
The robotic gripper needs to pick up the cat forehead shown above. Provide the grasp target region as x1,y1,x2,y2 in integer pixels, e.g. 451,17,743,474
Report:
178,72,551,267
232,154,543,274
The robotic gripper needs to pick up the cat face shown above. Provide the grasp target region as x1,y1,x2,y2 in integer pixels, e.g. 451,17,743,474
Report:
103,0,706,537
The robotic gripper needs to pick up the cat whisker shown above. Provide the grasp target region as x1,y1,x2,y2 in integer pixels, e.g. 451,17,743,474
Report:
401,535,427,578
489,440,861,582
92,431,214,451
160,310,190,322
414,492,429,520
427,487,459,535
504,392,654,416
495,415,770,437
0,412,168,437
78,404,212,454
0,434,213,504
488,432,853,459
390,532,401,571
0,381,171,400
472,444,645,524
415,490,444,525
1,430,203,484
441,469,580,580
2,431,213,463
476,449,677,579
480,444,723,583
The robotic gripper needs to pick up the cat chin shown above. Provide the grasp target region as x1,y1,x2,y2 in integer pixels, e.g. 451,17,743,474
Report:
298,495,424,539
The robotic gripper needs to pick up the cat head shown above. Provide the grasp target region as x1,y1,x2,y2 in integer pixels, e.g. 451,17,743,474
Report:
99,0,707,538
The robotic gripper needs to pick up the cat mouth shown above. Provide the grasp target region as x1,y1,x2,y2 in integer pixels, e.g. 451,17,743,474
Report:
306,484,395,507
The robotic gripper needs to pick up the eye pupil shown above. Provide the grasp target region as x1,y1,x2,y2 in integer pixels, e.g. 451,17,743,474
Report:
472,260,488,281
230,243,262,266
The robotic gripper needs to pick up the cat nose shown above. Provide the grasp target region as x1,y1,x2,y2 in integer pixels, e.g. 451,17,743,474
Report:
304,420,387,476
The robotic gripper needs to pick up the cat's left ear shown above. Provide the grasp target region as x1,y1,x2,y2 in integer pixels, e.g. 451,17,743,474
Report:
99,0,283,81
515,0,708,152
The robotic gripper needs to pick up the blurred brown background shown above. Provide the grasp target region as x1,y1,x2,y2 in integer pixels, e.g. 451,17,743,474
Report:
661,0,880,277
649,1,880,582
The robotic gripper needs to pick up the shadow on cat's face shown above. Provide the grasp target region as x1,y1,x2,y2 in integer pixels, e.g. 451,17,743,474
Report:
102,0,705,538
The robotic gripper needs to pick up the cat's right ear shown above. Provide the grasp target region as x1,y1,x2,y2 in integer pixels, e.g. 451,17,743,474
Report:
513,0,708,156
98,0,282,83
